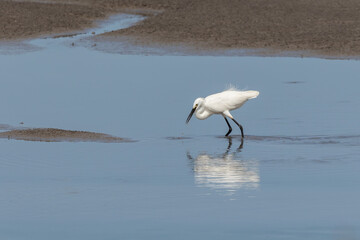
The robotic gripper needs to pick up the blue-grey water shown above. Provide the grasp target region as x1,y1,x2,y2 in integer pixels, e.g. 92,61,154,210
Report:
1,14,360,240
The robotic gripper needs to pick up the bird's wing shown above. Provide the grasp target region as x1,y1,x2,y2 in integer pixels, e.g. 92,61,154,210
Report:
205,90,259,113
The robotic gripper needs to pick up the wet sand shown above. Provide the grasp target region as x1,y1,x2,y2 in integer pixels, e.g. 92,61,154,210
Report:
0,1,106,40
0,128,130,143
2,0,360,57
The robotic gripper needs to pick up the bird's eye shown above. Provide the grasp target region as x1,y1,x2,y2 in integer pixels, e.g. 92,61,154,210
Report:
195,104,198,107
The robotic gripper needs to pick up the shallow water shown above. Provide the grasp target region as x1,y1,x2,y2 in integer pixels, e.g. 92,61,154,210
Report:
1,14,360,240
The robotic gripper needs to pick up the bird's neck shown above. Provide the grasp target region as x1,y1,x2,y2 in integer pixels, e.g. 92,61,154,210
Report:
196,105,212,120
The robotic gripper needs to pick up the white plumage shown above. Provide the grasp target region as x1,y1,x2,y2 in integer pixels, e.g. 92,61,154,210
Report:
186,88,259,137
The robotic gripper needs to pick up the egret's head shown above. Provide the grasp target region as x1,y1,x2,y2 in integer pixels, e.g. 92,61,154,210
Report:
193,98,204,109
186,98,204,124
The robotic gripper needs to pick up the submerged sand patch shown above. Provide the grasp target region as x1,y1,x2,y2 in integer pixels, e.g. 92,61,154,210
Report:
0,128,131,143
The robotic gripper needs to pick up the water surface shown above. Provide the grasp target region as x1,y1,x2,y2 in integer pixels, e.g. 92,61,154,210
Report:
0,14,360,240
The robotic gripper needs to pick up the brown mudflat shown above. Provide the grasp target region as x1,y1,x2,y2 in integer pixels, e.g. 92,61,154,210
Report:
1,0,360,57
0,1,107,40
0,128,131,143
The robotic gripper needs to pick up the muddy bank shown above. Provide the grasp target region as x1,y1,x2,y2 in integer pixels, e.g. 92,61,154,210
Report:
108,0,360,57
0,0,171,40
0,1,108,40
0,128,131,143
2,0,360,56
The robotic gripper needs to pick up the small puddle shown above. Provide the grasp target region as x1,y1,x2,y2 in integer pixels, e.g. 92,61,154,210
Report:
29,13,146,49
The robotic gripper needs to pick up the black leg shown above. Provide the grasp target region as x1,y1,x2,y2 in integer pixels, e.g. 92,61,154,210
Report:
231,118,244,138
237,137,244,151
224,117,232,136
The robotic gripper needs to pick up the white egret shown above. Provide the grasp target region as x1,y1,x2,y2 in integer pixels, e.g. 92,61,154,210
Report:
186,88,259,137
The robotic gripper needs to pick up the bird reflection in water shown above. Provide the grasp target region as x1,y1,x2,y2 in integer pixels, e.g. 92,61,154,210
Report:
187,137,259,193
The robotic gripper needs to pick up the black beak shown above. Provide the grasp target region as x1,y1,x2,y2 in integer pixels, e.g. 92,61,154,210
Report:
186,107,196,124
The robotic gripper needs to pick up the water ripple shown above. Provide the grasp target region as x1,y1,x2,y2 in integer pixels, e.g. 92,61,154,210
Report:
245,134,360,146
